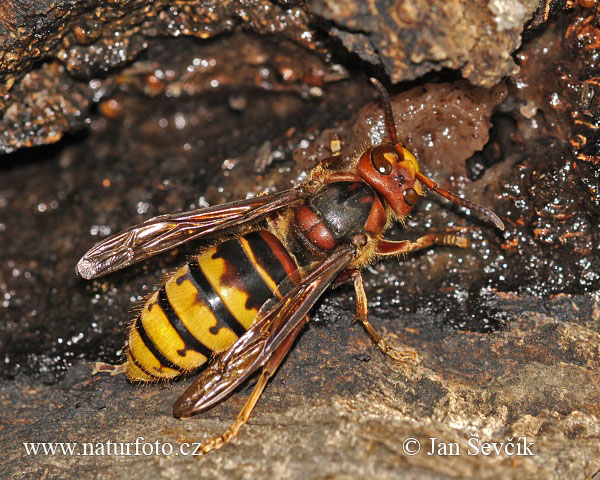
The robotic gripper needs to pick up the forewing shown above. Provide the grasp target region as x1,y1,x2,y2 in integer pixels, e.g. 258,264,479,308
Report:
77,189,302,279
172,246,354,418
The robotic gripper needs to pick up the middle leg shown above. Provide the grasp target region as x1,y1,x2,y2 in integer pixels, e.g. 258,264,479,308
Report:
351,269,416,362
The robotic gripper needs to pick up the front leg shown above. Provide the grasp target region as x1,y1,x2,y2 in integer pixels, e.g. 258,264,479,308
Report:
351,270,416,362
377,233,469,256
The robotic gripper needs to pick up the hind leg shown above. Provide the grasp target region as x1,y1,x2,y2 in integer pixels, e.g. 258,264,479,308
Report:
91,361,127,376
195,318,306,455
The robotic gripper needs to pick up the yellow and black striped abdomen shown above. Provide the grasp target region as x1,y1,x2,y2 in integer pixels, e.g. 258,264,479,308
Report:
125,230,298,382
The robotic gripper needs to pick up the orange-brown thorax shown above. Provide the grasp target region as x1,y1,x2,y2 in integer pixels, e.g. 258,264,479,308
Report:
293,179,386,256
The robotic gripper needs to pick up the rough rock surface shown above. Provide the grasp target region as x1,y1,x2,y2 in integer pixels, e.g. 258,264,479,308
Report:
2,295,599,479
313,0,539,86
1,0,542,153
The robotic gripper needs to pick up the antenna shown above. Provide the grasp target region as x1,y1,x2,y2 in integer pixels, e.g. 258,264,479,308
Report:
370,77,398,145
415,173,505,231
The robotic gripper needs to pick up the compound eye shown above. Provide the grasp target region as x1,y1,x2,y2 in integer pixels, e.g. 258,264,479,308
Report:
370,144,397,175
404,188,419,206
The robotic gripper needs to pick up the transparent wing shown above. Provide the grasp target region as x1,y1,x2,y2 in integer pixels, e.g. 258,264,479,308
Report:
77,189,303,279
172,246,354,418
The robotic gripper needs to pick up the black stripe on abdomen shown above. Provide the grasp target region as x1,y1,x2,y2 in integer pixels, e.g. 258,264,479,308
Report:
211,237,274,312
187,260,247,337
243,231,293,289
157,287,214,359
134,315,182,372
126,348,155,378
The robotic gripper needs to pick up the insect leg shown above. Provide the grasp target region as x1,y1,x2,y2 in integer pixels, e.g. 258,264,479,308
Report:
351,270,416,362
195,317,307,455
376,233,469,256
91,361,127,376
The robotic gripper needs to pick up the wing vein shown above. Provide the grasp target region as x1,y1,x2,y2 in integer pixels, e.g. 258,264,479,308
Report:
76,188,303,279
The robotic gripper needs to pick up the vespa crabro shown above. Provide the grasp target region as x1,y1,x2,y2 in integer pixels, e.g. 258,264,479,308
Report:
77,78,504,454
